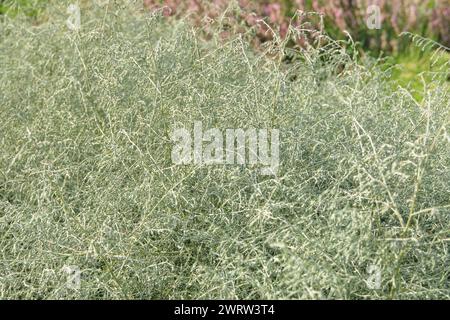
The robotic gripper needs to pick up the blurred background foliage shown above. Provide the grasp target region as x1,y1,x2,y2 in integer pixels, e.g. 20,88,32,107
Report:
1,0,449,100
143,0,450,54
2,0,448,51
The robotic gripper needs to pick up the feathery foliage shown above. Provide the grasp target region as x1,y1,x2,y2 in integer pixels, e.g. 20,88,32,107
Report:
0,2,449,299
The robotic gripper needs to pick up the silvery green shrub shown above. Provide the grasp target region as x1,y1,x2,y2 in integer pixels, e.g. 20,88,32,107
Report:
0,1,448,299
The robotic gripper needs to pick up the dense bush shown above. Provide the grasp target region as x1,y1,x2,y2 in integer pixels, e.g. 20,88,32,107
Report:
0,2,449,299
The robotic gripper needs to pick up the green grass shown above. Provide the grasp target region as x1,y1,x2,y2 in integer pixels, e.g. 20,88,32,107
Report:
383,47,450,102
0,0,47,19
0,2,449,299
